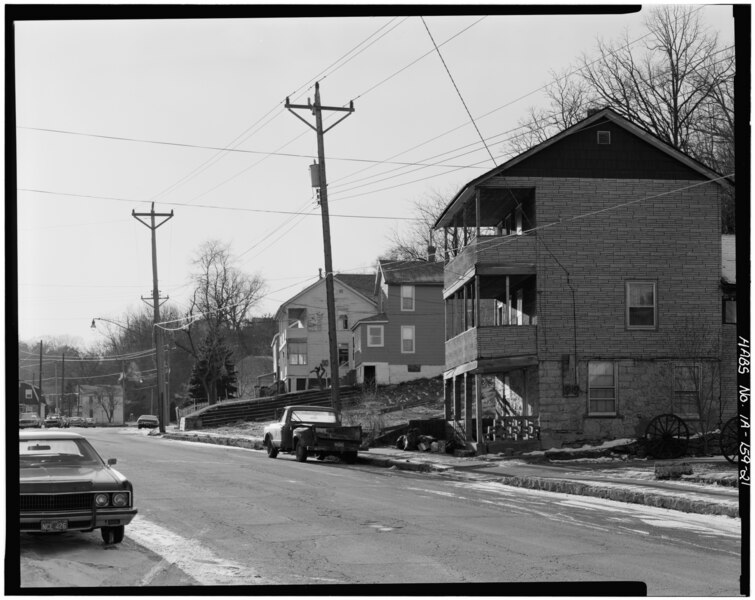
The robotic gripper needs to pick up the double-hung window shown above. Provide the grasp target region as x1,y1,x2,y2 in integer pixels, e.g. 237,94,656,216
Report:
401,326,415,353
673,365,700,415
367,325,384,347
626,281,657,329
401,285,415,311
288,342,307,365
588,361,617,415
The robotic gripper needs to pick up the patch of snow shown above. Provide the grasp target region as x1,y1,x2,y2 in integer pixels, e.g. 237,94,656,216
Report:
524,438,637,456
459,481,741,537
126,516,274,585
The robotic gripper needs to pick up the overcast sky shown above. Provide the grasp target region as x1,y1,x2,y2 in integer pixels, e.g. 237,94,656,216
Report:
13,5,736,348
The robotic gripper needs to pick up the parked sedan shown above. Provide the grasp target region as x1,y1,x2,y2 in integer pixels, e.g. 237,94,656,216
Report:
19,430,137,544
19,413,41,429
68,416,85,427
44,414,63,428
84,418,96,428
136,415,159,429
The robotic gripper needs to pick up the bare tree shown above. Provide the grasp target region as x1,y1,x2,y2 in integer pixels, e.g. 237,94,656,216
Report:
580,6,733,157
96,388,122,424
507,6,735,230
382,189,452,260
178,241,265,404
508,71,596,155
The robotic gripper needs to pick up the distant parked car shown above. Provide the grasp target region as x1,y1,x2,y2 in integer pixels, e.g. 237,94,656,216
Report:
136,415,159,429
19,413,41,429
19,430,137,544
44,414,63,428
68,416,85,427
85,418,96,428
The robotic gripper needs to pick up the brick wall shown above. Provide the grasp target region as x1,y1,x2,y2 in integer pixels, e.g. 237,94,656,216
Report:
489,175,722,446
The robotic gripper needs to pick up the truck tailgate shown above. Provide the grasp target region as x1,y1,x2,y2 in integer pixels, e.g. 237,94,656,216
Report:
312,426,362,442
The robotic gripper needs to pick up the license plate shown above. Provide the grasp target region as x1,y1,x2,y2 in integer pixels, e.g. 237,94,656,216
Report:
334,442,344,448
41,519,68,532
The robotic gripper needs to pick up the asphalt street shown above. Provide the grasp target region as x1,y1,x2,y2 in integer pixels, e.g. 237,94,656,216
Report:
17,427,742,594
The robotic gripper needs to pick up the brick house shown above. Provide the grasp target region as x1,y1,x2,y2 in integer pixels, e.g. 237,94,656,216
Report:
434,107,733,451
352,258,445,385
271,274,376,392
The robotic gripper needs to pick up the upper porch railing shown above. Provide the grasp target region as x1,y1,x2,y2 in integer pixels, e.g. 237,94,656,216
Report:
444,234,536,290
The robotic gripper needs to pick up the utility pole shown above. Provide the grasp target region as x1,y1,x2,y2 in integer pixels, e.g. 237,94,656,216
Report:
61,353,65,416
286,82,354,412
39,341,43,419
132,202,174,433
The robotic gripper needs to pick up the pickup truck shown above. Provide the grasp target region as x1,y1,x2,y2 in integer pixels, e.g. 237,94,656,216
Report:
263,405,363,463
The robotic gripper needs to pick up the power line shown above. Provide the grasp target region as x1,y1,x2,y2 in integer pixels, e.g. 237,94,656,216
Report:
421,17,496,168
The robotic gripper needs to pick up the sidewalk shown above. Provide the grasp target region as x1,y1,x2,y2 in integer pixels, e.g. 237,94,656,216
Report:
159,428,740,518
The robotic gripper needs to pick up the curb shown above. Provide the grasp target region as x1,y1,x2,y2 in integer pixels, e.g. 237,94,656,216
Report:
493,475,739,518
159,432,737,517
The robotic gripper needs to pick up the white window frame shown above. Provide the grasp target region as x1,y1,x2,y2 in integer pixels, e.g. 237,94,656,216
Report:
588,361,618,416
626,281,657,330
339,313,349,329
288,341,307,366
401,325,416,354
400,285,415,311
367,325,384,347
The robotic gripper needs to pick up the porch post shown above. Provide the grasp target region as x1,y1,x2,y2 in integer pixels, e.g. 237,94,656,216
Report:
475,189,480,239
444,377,452,421
453,376,462,422
475,373,484,450
464,373,474,440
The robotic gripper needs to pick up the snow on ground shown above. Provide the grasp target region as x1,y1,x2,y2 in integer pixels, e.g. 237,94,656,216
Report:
126,516,275,585
523,438,637,457
459,480,741,537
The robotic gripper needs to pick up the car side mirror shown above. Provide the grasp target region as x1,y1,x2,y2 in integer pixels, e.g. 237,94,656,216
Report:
107,458,117,466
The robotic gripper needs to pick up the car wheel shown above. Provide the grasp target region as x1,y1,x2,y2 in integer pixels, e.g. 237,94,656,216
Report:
265,437,278,458
101,525,125,545
295,441,308,462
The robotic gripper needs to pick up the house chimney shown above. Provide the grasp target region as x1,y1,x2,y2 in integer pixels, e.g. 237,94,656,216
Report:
586,106,603,118
318,268,323,279
427,245,436,262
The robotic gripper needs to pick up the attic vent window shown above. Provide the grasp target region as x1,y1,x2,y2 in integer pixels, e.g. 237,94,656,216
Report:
597,131,611,145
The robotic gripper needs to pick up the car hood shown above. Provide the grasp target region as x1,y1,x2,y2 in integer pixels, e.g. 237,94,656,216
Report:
20,465,128,492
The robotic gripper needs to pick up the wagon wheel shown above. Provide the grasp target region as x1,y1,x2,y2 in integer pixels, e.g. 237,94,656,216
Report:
645,413,689,459
719,416,739,464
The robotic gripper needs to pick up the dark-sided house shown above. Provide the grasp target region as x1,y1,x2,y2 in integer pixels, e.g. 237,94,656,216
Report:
434,107,734,452
352,258,445,385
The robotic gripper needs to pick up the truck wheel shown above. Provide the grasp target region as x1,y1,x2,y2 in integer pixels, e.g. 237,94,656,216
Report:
342,451,357,464
295,441,308,462
265,437,278,458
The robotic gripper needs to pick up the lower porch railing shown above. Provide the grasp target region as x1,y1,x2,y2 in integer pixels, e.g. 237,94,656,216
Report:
486,416,540,441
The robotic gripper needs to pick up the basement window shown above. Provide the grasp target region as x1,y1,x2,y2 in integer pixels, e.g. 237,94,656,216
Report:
597,131,611,145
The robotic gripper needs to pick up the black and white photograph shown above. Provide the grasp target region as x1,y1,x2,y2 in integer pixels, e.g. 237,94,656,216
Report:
8,3,748,595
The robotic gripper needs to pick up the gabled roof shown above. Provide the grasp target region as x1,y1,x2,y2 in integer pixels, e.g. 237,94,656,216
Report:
377,259,444,288
274,273,376,319
335,273,376,300
351,313,389,331
435,107,733,228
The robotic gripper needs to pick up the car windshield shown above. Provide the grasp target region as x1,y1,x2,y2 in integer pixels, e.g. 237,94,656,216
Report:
289,410,337,424
20,413,37,420
19,438,102,466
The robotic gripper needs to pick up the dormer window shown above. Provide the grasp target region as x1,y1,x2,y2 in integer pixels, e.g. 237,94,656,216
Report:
597,131,611,145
